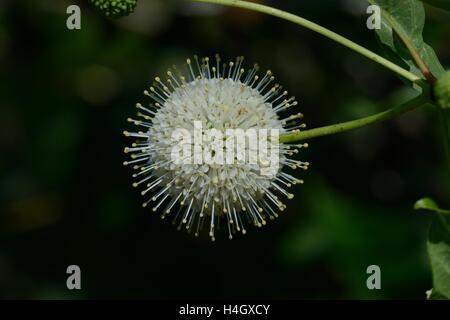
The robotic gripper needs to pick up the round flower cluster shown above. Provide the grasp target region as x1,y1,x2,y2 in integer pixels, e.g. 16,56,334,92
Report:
124,55,309,240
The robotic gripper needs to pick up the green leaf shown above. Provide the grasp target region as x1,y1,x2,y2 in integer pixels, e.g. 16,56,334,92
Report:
420,0,450,11
414,197,440,211
427,216,450,299
414,197,450,215
369,0,445,81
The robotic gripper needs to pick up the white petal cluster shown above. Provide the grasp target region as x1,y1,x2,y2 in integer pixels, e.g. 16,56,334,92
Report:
124,56,308,240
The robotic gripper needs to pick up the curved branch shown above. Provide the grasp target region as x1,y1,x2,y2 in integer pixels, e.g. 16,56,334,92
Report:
192,0,422,83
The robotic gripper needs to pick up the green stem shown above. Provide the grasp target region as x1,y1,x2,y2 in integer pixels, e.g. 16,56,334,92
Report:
192,0,421,83
280,95,428,143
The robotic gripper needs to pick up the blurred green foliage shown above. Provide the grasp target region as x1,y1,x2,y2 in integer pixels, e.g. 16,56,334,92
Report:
0,0,449,299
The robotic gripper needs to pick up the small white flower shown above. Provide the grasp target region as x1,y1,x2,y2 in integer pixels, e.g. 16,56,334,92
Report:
124,55,309,240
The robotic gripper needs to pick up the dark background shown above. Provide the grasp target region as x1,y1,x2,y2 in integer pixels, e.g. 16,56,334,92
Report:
0,0,449,299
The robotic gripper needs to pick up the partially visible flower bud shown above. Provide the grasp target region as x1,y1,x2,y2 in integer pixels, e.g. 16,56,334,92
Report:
89,0,138,18
434,71,450,110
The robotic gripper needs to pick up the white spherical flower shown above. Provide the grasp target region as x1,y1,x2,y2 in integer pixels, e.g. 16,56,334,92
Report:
124,55,309,240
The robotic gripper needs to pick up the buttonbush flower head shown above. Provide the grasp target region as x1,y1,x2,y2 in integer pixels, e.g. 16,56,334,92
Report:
123,55,309,240
89,0,138,18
